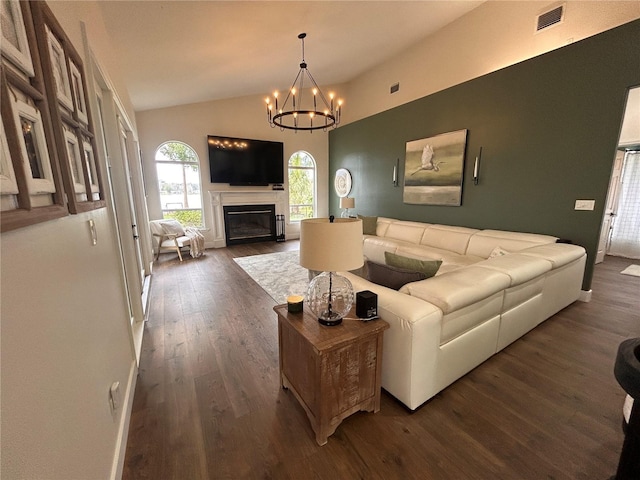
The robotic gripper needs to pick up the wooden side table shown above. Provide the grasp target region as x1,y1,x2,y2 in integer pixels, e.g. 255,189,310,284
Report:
274,304,389,445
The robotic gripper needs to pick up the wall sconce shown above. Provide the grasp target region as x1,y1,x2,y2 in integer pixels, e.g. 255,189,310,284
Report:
473,147,482,185
393,158,400,187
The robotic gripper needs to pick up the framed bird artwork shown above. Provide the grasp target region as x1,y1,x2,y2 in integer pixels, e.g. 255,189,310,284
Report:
403,129,468,206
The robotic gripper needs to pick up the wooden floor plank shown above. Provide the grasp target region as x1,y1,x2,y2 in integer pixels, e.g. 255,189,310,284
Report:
123,247,640,479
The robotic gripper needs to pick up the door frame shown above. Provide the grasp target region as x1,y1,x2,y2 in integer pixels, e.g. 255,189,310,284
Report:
87,52,151,364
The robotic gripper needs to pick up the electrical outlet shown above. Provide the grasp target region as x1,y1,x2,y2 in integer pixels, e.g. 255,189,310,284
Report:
574,199,595,211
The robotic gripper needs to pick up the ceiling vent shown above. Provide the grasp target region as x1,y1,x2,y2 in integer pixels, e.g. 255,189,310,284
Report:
536,4,565,32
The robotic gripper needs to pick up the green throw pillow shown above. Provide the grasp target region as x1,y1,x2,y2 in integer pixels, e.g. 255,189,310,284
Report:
358,215,378,236
366,261,427,290
384,252,442,278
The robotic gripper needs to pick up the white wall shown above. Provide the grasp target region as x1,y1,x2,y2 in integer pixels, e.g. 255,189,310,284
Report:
343,1,640,124
1,2,137,479
136,88,345,243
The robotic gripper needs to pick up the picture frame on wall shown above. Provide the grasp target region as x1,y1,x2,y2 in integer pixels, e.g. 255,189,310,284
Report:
403,129,468,206
0,116,19,197
63,129,86,194
82,139,100,200
45,24,74,111
10,96,57,196
69,60,88,125
0,0,35,77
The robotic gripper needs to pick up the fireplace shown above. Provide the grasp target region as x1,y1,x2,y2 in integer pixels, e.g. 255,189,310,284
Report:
223,204,276,245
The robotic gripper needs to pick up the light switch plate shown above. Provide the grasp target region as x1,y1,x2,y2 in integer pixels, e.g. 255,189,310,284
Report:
574,199,595,211
88,219,97,245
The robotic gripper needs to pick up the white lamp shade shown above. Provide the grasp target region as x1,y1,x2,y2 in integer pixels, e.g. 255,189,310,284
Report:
339,197,355,209
299,218,363,272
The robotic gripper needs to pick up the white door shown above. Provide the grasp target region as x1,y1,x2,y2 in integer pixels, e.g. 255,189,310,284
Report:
596,150,624,263
92,75,146,364
118,122,145,288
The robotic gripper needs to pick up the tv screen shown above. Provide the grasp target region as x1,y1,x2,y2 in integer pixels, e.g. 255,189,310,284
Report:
208,135,284,186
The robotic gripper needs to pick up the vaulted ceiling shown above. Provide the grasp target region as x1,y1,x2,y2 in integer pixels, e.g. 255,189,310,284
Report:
98,1,484,112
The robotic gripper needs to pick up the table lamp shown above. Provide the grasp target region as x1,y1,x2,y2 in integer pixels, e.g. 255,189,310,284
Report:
339,197,355,218
300,216,363,326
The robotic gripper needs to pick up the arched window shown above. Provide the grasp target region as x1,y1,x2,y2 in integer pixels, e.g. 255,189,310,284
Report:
288,151,316,222
155,141,203,227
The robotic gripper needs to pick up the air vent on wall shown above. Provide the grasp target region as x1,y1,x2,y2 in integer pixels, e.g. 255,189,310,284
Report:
536,4,564,31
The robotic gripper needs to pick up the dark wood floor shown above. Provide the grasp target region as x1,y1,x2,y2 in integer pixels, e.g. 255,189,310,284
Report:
123,244,640,480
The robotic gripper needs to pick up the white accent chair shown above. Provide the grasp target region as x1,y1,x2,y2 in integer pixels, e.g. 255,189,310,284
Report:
149,219,191,261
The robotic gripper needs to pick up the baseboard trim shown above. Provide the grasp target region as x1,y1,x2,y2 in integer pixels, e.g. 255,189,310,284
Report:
110,360,138,480
579,289,592,302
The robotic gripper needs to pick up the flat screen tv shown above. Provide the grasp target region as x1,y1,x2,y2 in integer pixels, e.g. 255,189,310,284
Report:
208,135,284,186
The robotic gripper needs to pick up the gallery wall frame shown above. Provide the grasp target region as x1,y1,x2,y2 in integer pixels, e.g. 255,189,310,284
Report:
70,60,88,125
0,115,19,196
403,129,468,206
0,0,35,77
0,0,69,231
63,127,86,195
1,0,107,232
11,95,57,196
30,0,105,214
44,24,73,111
82,139,100,200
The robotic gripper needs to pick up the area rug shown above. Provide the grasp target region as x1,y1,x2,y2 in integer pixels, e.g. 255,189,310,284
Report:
620,264,640,277
234,251,309,304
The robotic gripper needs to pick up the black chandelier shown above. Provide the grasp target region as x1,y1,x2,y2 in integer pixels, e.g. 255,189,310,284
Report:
266,33,343,132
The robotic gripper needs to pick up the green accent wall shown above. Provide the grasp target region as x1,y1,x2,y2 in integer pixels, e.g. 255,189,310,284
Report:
329,20,640,291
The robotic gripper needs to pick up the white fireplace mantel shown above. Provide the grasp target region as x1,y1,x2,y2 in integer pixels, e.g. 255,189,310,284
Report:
209,190,287,248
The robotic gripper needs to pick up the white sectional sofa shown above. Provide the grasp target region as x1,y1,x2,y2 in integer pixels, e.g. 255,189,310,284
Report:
342,217,587,410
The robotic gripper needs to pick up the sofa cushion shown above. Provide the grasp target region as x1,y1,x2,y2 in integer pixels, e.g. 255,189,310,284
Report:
420,224,479,255
466,230,558,258
160,236,190,248
439,292,505,345
518,243,586,268
474,253,552,287
363,236,401,264
400,266,511,314
384,221,428,244
366,260,427,290
376,217,393,237
396,244,484,268
358,215,378,235
385,252,441,278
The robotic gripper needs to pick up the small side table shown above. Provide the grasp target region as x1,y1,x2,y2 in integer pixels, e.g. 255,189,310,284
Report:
274,304,389,445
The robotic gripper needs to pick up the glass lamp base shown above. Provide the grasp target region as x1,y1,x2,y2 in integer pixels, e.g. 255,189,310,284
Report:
306,271,354,326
